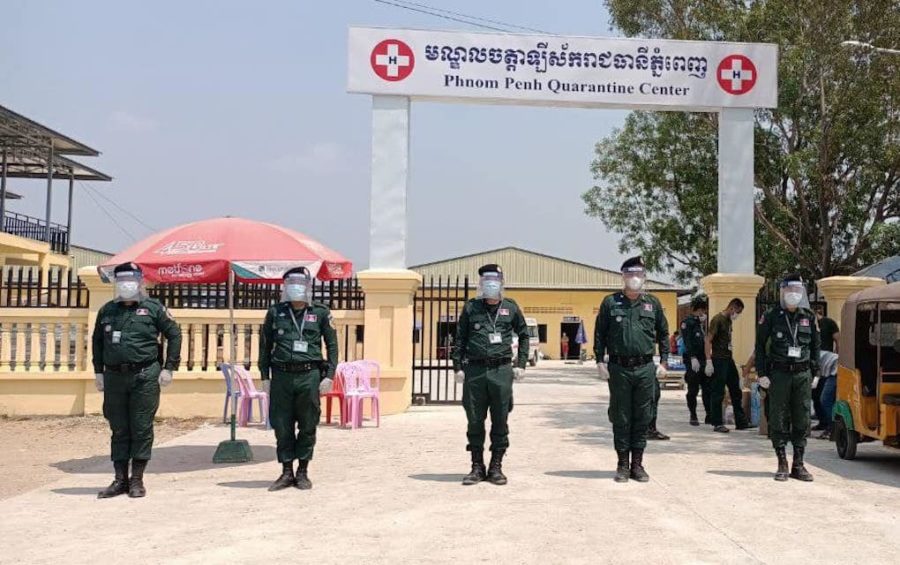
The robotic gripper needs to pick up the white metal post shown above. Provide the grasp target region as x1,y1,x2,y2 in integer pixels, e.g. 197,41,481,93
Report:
717,108,756,274
369,95,410,270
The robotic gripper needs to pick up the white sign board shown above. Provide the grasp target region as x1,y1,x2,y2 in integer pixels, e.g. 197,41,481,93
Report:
348,27,778,111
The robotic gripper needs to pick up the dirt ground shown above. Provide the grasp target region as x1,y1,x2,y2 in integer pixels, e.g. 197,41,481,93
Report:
0,415,209,499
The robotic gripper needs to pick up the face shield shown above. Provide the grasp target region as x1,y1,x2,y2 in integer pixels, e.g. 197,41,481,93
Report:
622,267,646,292
114,271,145,302
478,272,504,300
780,280,810,310
282,272,313,303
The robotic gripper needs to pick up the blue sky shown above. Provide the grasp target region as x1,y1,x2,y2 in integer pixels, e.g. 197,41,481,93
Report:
2,0,634,271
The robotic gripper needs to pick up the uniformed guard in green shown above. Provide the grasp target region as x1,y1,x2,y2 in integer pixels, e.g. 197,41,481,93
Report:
755,274,820,482
594,256,669,483
707,298,753,433
92,262,181,499
453,264,529,486
681,296,711,427
259,266,338,491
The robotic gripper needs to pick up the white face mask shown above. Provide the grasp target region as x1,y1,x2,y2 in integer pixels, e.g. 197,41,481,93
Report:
698,314,708,322
286,284,309,302
115,281,140,300
784,292,803,307
624,276,644,291
730,312,741,322
481,280,502,299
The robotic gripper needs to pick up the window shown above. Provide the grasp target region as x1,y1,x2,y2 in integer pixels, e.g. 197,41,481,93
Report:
538,324,548,343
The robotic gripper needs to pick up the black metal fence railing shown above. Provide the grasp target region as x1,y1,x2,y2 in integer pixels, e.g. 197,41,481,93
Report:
1,211,70,254
412,275,471,405
0,267,89,308
148,277,365,311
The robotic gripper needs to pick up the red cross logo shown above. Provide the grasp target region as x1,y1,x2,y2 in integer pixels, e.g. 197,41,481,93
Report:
717,55,757,95
370,39,415,82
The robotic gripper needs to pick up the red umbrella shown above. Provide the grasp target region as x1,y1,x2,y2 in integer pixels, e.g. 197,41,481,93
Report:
99,217,352,283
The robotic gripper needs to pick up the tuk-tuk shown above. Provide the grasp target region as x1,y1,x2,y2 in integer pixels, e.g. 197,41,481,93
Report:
833,282,900,459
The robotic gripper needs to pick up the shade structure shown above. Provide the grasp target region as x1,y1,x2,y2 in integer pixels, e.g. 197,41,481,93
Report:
99,217,352,283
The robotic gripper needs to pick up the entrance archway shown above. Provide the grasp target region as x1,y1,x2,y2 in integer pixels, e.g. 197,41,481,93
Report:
349,27,777,407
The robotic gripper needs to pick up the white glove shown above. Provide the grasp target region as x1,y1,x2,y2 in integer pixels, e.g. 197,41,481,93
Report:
596,362,610,380
262,380,271,394
94,373,104,392
319,378,334,394
704,360,714,377
690,357,701,373
656,364,667,379
758,376,771,390
513,367,525,382
158,369,173,387
454,371,465,384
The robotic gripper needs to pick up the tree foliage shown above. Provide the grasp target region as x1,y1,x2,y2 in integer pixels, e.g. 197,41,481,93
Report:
584,0,900,284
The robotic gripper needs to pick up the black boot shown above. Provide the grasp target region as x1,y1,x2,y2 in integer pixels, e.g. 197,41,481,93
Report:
128,459,147,498
790,447,814,482
98,460,129,499
462,450,486,485
774,447,789,482
630,449,649,482
487,449,507,485
614,451,630,483
689,412,700,426
268,461,295,491
295,460,313,490
647,428,670,441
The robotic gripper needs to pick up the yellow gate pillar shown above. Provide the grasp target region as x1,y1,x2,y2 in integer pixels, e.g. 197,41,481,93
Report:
700,273,765,364
79,267,114,414
816,276,886,327
357,269,421,415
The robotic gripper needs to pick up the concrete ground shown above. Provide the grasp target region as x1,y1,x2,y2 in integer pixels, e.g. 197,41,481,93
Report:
2,362,898,565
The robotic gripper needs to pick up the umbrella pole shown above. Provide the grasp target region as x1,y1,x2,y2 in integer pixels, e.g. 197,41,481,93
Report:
229,269,237,441
213,268,253,463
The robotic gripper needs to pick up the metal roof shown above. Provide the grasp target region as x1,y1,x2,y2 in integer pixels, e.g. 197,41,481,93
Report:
1,153,112,181
854,255,900,284
0,104,100,156
410,246,676,290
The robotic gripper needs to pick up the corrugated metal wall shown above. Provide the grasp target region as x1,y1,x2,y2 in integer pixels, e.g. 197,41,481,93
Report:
412,247,672,290
68,245,113,272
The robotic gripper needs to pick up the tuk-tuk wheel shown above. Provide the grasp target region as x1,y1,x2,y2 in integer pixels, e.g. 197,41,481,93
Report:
834,416,858,460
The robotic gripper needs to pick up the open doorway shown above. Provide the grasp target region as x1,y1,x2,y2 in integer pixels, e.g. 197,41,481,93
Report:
560,321,580,361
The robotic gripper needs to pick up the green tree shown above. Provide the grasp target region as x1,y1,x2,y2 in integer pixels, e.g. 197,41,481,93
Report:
583,0,900,284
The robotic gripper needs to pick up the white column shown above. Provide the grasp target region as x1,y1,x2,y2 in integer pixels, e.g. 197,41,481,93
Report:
369,95,411,269
717,108,755,274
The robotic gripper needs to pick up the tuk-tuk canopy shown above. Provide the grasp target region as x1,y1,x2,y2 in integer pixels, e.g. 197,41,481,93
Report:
840,282,900,370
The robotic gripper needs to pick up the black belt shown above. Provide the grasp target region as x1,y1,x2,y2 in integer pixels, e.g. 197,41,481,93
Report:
609,355,653,368
274,361,322,372
467,358,511,368
105,360,156,373
771,361,811,373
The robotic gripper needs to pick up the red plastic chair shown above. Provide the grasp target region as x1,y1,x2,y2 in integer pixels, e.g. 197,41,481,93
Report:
322,364,348,426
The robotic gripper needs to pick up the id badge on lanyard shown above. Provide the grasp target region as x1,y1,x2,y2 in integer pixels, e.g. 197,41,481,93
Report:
288,309,309,354
487,305,504,345
112,331,122,344
785,315,802,358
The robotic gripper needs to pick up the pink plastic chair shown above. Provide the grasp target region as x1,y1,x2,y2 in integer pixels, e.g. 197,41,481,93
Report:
343,360,381,429
234,366,270,429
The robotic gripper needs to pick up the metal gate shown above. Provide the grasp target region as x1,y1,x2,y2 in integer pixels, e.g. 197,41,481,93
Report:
412,275,471,404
